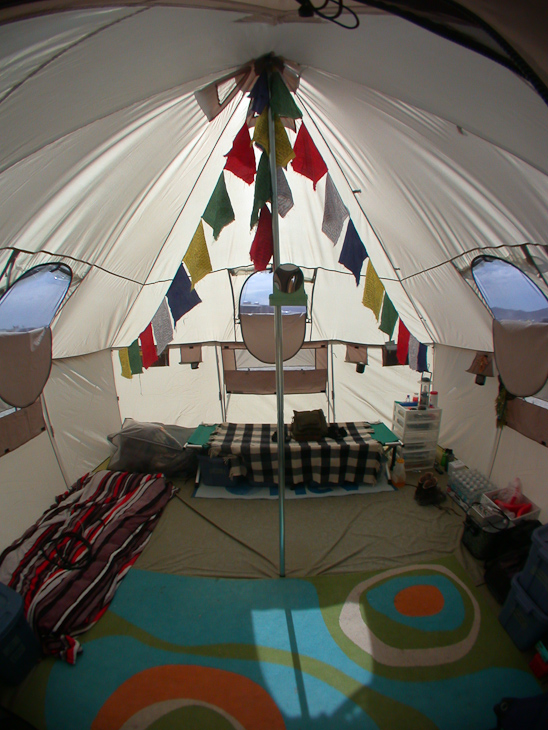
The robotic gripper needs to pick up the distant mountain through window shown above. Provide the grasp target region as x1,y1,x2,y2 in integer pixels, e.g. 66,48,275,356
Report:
239,271,306,316
472,256,548,322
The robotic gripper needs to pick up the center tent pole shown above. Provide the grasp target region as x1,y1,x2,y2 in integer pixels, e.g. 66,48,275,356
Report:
267,87,286,578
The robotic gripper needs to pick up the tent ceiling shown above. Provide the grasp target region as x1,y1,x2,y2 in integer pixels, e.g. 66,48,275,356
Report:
0,3,547,358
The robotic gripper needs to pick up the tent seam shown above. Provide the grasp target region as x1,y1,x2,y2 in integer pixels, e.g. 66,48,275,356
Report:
0,7,149,108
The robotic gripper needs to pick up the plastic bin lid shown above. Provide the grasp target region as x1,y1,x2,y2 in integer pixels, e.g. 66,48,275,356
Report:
0,582,23,637
532,523,548,546
513,575,548,619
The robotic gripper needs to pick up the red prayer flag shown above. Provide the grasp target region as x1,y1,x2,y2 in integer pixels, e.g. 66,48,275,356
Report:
139,323,158,369
291,123,328,190
224,123,256,185
397,319,410,365
250,206,273,271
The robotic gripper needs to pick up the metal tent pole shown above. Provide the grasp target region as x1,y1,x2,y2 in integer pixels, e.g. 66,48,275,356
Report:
268,97,286,578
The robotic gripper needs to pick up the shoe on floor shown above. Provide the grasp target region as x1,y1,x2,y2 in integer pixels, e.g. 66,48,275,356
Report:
415,474,447,506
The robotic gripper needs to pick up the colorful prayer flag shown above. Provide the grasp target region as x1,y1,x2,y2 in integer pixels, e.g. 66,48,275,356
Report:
183,220,212,288
128,339,143,374
397,319,410,365
202,172,235,240
417,343,428,372
252,111,295,168
362,260,384,320
292,123,328,189
251,152,272,228
322,174,349,244
269,71,302,120
379,294,398,339
277,167,294,218
274,117,295,168
151,298,173,356
224,123,256,184
339,220,367,284
118,348,132,379
139,323,158,369
249,71,269,115
250,205,273,271
166,264,202,325
252,109,269,152
408,334,419,371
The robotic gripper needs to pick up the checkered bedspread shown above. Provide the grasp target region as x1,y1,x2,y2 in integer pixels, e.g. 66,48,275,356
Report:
208,422,382,485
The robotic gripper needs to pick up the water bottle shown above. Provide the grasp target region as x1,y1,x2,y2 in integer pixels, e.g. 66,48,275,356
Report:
391,457,406,488
418,375,431,410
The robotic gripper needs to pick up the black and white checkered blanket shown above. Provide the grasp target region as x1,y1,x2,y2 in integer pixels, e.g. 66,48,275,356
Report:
208,422,382,485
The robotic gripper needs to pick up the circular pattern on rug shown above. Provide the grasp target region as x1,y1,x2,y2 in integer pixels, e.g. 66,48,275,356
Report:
339,564,480,667
90,665,286,730
365,574,465,632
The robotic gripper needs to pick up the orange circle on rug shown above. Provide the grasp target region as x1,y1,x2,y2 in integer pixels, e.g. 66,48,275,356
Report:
394,584,445,617
91,664,285,730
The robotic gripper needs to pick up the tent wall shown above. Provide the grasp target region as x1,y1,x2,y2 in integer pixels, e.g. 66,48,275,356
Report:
0,431,65,552
42,349,122,485
114,344,424,427
435,344,548,523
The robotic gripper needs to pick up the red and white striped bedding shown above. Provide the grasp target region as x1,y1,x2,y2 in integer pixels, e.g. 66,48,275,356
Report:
0,470,174,664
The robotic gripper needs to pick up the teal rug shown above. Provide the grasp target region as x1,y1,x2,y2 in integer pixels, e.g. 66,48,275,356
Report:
12,556,541,729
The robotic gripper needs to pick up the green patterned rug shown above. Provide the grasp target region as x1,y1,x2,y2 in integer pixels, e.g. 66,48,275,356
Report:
9,555,541,729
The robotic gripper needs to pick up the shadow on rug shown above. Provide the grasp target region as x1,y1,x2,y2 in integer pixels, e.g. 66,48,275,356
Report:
10,555,542,730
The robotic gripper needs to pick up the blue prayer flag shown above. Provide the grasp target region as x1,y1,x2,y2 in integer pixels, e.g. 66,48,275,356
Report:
166,265,201,324
338,220,368,285
249,72,269,115
417,343,429,373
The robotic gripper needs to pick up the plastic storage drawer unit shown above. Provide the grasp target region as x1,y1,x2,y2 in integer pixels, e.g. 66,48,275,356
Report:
499,575,548,651
0,582,40,684
518,524,548,612
400,442,438,471
392,403,442,443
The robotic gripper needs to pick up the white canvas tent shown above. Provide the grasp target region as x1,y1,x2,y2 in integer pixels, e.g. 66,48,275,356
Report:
1,0,548,552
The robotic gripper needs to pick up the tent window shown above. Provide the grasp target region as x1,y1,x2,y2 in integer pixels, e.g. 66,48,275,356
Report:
0,263,72,332
239,270,306,316
216,78,238,105
471,255,548,322
239,271,307,364
0,262,72,413
472,256,548,443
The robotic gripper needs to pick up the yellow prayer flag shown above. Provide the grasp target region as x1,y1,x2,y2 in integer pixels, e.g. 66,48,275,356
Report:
362,260,385,320
183,221,212,288
252,111,295,168
118,348,132,379
252,109,269,153
275,117,295,168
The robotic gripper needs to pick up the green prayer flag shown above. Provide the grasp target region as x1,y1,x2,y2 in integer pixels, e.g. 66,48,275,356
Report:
269,72,302,120
379,294,398,339
128,339,143,374
251,152,272,229
202,172,235,240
